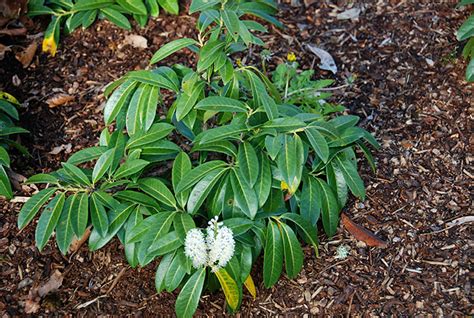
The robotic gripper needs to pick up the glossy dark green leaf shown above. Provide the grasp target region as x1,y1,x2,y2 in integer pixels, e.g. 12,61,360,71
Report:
176,160,227,193
100,7,131,30
326,163,348,208
155,251,176,292
35,193,65,251
237,142,259,187
334,155,365,200
0,166,12,199
195,124,247,145
90,193,109,237
92,148,114,184
115,190,160,208
126,123,174,150
67,146,107,165
187,168,226,214
126,84,151,136
172,152,192,208
56,195,76,255
300,177,321,226
279,222,303,279
114,159,149,179
230,170,258,220
222,218,254,236
138,177,177,209
174,212,195,243
195,96,247,113
150,38,197,64
175,267,205,318
280,213,318,252
255,153,272,208
263,220,283,287
313,177,339,237
18,188,57,229
305,127,329,162
192,140,237,157
72,192,89,237
104,80,137,125
148,230,182,256
277,134,304,194
62,162,91,186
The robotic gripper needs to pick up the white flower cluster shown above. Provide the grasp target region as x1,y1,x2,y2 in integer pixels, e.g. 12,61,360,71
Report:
184,216,235,271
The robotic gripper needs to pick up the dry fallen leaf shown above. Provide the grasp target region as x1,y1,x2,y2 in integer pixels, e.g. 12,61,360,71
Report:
24,299,40,314
337,8,361,20
306,44,337,74
341,213,387,247
123,34,148,49
0,27,26,36
38,270,64,297
49,143,72,155
16,41,37,68
69,227,91,253
46,93,74,108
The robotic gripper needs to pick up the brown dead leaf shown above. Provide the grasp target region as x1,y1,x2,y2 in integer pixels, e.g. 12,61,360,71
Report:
46,93,74,108
341,213,387,247
49,143,72,155
37,270,64,297
0,0,28,19
24,299,40,314
69,227,91,253
16,41,37,68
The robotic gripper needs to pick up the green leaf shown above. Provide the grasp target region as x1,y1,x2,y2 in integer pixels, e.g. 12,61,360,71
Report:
56,195,76,255
73,0,114,11
18,188,57,229
215,268,240,311
176,160,227,193
35,193,65,251
222,218,254,236
116,0,147,15
192,140,237,157
82,9,98,28
327,162,348,208
195,124,247,145
187,168,226,214
175,82,204,121
237,142,259,187
313,177,339,237
333,154,365,200
277,134,304,194
158,0,179,14
90,193,109,237
138,177,177,208
0,100,19,120
300,177,321,226
114,159,149,179
67,146,107,165
72,192,89,237
92,148,114,184
24,174,58,185
126,70,178,91
172,152,192,208
174,212,195,243
195,96,247,113
155,251,176,292
263,117,305,132
163,250,186,291
330,127,365,147
62,162,91,186
0,147,10,167
230,170,258,220
115,190,159,208
104,80,137,125
100,7,131,30
126,84,152,136
146,0,160,16
279,222,304,279
305,127,329,162
108,204,135,233
265,135,283,160
221,10,240,40
126,123,174,149
175,268,206,318
263,220,283,287
466,58,474,82
0,166,12,200
280,213,318,253
141,85,160,132
189,0,219,13
124,208,142,267
255,153,272,208
457,14,474,41
148,230,182,256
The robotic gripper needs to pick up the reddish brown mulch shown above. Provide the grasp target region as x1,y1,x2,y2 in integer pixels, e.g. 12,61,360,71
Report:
1,0,472,316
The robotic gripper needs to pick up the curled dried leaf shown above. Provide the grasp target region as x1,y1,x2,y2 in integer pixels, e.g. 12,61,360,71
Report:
46,94,74,108
341,213,387,247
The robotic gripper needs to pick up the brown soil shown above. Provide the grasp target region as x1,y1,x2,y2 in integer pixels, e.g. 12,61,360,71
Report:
1,0,472,316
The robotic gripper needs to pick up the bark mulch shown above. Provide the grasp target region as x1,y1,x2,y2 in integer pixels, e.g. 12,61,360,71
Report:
0,0,472,316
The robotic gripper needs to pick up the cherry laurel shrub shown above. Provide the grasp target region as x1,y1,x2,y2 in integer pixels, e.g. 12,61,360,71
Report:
28,0,180,56
0,93,28,200
19,0,378,316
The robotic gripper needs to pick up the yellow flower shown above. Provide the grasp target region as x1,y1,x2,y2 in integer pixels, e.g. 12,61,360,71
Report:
287,52,296,62
42,35,57,56
236,58,242,67
280,180,289,191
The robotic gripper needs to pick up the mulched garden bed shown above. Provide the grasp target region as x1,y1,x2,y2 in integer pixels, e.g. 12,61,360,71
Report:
0,0,472,316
